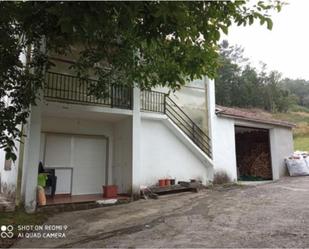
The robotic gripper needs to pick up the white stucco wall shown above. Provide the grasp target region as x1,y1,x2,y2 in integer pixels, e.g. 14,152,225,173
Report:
140,118,211,186
212,117,238,181
154,79,208,132
212,116,294,181
113,117,132,194
0,145,20,200
269,126,294,179
207,79,294,181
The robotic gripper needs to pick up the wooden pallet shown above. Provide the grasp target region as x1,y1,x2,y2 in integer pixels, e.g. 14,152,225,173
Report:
149,183,199,195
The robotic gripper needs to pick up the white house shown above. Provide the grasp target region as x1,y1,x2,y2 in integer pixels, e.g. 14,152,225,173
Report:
0,54,294,213
0,52,215,213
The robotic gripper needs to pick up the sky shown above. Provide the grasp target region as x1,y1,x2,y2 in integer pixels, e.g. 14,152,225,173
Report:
222,0,309,80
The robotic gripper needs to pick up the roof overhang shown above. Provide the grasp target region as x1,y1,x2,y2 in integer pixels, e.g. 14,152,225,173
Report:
215,107,295,128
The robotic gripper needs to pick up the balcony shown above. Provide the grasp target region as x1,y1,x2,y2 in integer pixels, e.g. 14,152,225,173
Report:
44,71,132,109
44,71,211,158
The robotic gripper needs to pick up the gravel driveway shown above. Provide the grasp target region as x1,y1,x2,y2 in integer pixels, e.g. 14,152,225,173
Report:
14,176,309,248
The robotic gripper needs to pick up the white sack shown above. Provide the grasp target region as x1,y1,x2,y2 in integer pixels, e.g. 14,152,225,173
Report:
285,155,309,176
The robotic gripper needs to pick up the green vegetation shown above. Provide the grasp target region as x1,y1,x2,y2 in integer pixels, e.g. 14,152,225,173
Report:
0,208,49,247
0,208,49,227
215,41,309,152
271,106,309,151
282,79,309,108
294,136,309,151
0,1,283,159
215,40,297,113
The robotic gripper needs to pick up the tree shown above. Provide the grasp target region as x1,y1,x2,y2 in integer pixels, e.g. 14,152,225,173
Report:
0,1,283,159
281,78,309,108
215,41,296,112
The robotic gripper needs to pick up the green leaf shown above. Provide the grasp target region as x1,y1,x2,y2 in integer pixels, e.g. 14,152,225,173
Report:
266,18,273,30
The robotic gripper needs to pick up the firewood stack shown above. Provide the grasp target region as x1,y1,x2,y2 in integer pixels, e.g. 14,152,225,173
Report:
236,130,272,180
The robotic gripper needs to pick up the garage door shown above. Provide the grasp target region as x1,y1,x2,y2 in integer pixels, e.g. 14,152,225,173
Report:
44,133,107,195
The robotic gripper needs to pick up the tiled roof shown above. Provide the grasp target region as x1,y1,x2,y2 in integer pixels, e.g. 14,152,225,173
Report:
215,105,295,128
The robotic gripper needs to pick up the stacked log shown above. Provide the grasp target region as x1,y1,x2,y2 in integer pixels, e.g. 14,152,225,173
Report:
236,130,272,180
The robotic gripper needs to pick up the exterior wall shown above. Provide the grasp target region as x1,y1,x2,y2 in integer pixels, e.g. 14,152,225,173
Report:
21,102,43,212
269,127,294,179
155,78,208,133
0,146,19,200
213,116,294,181
21,101,135,212
140,117,211,186
212,117,238,181
113,117,132,193
207,79,294,181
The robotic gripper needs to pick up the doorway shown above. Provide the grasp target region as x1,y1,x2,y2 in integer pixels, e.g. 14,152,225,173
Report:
235,126,272,181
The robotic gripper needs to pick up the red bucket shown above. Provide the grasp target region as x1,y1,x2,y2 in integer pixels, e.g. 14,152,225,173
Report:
103,185,118,198
159,179,166,187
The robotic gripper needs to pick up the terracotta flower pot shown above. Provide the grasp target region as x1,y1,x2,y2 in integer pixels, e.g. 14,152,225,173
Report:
159,179,166,187
165,179,171,186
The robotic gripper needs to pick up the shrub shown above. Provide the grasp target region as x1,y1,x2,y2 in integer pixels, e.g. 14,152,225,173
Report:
213,171,231,185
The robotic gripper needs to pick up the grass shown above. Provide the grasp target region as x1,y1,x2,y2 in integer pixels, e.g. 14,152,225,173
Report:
0,207,49,226
289,104,309,113
0,208,50,248
271,106,309,151
294,135,309,151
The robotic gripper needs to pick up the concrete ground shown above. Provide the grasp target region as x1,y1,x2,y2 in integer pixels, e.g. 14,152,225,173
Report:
14,176,309,248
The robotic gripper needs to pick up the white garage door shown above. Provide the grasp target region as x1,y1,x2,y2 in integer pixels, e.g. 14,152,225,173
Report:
44,133,107,195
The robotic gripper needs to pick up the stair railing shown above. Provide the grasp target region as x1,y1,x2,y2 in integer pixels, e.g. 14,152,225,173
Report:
140,90,211,158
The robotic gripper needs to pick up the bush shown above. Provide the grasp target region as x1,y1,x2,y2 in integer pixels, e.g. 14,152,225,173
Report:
213,171,231,185
289,104,309,113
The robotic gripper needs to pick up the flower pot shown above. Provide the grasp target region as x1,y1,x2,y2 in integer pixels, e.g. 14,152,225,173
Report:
159,179,166,187
170,179,176,185
103,185,118,198
165,179,171,186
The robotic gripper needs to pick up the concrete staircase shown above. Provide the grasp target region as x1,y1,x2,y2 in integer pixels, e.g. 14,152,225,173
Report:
0,194,15,212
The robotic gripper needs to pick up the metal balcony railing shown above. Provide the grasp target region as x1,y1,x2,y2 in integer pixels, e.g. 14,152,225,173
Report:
140,90,165,113
44,71,132,109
